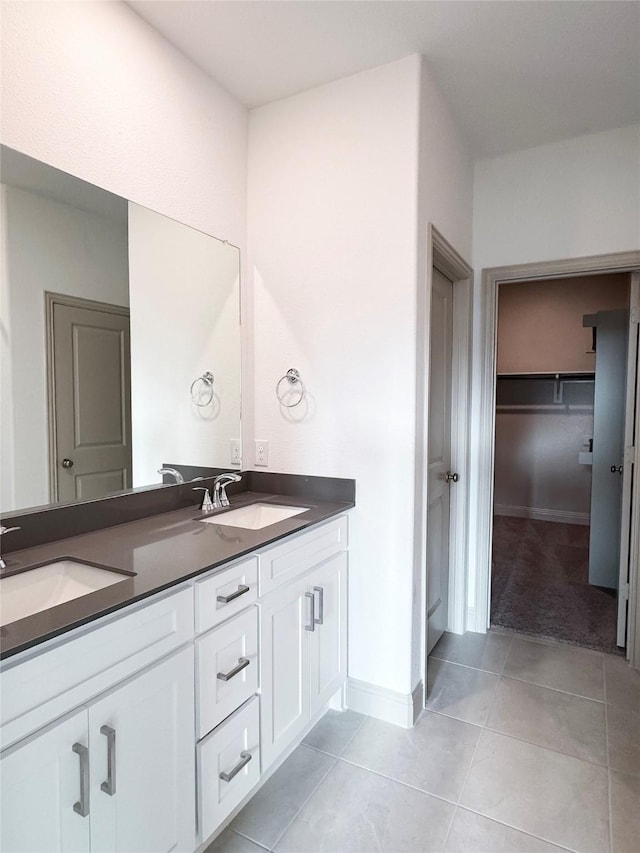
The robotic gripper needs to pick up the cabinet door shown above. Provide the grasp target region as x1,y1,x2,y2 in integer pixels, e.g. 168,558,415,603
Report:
309,551,348,717
1,709,90,853
259,578,311,771
88,646,195,853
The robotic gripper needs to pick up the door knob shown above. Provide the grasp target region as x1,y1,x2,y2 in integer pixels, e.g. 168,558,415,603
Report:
610,465,623,475
61,458,74,469
445,471,459,484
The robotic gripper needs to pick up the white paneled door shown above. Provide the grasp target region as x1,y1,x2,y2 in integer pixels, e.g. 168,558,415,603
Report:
426,267,455,654
309,551,348,717
0,709,90,853
88,646,195,853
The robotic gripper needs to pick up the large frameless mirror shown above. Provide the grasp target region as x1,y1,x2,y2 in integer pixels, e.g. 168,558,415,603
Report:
0,146,241,514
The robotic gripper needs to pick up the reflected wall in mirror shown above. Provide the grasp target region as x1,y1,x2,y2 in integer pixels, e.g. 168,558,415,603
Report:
0,146,241,515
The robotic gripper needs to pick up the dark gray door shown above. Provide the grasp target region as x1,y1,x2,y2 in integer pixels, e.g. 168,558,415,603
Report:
51,299,131,502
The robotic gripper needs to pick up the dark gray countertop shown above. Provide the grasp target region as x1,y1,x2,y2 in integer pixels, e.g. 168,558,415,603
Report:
0,492,353,660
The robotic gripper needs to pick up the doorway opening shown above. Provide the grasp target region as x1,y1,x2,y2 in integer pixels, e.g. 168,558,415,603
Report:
491,273,632,654
475,252,640,668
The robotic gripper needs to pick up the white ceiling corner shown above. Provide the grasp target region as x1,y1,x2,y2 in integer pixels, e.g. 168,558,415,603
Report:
128,0,640,157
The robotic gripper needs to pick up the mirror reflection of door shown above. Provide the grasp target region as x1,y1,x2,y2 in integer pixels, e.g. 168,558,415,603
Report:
46,293,132,503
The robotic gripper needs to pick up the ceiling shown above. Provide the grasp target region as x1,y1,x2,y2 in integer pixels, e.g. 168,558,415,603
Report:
128,0,640,158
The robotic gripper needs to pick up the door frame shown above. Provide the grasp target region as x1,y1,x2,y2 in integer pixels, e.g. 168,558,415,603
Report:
44,290,131,503
474,250,640,665
418,225,473,698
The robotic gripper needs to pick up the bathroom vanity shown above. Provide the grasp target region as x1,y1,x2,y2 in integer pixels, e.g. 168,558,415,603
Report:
0,494,351,852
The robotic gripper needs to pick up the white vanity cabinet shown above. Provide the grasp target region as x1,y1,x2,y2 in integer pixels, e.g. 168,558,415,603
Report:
259,520,348,771
0,512,349,853
0,646,194,853
0,590,196,853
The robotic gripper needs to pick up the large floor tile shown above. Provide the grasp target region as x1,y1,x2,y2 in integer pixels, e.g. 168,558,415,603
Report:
504,637,604,700
430,630,512,673
229,745,335,849
275,760,455,853
460,730,610,852
607,702,640,776
604,655,640,711
342,710,480,801
426,658,500,725
302,709,365,756
610,770,640,853
444,808,567,853
487,676,607,765
204,828,268,853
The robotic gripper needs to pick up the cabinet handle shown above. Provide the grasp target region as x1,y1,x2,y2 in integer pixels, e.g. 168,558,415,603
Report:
313,586,324,625
217,657,250,682
72,743,90,817
100,725,116,796
305,591,315,632
217,584,250,604
219,750,252,783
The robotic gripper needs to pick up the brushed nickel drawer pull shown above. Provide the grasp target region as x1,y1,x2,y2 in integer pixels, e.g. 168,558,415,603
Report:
100,725,116,796
72,743,90,817
313,586,324,625
217,585,250,604
305,591,315,631
219,750,252,782
217,657,250,682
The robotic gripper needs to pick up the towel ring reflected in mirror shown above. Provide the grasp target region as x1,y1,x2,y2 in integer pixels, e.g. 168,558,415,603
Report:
276,368,305,408
190,371,214,407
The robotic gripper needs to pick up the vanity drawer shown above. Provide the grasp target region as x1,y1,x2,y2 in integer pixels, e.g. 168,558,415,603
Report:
197,696,260,843
196,607,259,739
195,557,258,633
0,587,194,750
258,516,348,595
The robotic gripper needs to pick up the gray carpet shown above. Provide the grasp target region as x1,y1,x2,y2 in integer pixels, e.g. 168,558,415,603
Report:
491,515,622,654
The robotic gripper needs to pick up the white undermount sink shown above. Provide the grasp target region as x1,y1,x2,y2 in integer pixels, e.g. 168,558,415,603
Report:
199,503,307,530
0,560,131,627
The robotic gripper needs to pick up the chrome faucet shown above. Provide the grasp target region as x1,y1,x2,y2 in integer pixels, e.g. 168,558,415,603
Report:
0,525,21,570
192,487,215,513
158,467,184,485
212,473,242,509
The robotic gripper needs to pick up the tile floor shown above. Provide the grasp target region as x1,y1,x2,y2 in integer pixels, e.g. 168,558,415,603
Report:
206,631,640,853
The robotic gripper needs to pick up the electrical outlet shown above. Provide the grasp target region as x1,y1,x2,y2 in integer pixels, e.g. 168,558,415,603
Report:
255,440,269,467
230,439,241,466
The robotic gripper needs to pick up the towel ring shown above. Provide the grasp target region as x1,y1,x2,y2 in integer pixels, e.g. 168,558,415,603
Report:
276,368,305,408
190,371,214,407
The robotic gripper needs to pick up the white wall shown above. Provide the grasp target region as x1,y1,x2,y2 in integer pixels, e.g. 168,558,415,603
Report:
418,61,474,260
248,56,421,697
248,55,474,701
470,125,640,623
128,203,241,484
0,1,247,249
474,125,640,271
0,185,128,512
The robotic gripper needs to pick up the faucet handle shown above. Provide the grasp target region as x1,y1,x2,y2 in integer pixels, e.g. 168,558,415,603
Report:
192,488,214,513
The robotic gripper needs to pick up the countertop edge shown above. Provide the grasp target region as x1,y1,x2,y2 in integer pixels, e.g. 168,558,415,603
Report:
0,498,354,662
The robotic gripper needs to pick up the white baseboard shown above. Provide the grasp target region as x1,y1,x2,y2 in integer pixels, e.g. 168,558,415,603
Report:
346,678,423,728
494,504,589,526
